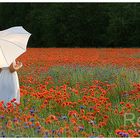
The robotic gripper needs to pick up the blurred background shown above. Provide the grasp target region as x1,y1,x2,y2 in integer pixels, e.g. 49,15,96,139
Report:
0,3,139,48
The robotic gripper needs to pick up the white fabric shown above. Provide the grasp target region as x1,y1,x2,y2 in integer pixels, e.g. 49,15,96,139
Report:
0,67,20,105
0,26,31,67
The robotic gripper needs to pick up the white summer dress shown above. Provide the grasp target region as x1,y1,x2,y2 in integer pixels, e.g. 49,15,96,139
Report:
0,67,20,105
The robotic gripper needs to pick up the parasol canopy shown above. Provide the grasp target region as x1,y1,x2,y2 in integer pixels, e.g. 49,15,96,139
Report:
0,26,31,67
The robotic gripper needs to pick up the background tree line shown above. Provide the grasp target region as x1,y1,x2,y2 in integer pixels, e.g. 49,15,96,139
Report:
0,3,139,48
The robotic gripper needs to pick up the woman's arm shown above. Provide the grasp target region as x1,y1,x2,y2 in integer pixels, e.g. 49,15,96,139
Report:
9,61,23,73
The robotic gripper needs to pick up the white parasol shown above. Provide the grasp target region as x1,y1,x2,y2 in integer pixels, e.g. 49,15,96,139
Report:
0,26,31,67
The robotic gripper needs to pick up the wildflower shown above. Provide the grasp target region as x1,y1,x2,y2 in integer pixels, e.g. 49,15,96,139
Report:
128,129,135,134
24,125,29,129
30,109,35,114
80,109,85,114
35,121,41,127
0,115,4,119
0,101,4,108
68,110,78,117
13,118,18,122
78,126,84,131
89,136,97,138
89,107,94,111
28,121,32,126
80,105,85,109
61,115,67,120
116,130,129,137
104,115,109,119
45,118,52,124
11,98,16,103
137,130,140,134
126,103,133,109
120,102,125,105
52,130,55,134
89,120,96,125
30,118,35,122
70,118,77,125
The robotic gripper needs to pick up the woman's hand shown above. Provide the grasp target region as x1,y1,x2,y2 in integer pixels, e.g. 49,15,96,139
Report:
9,61,23,73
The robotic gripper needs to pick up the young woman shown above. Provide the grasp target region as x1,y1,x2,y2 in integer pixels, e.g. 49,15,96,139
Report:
0,61,22,105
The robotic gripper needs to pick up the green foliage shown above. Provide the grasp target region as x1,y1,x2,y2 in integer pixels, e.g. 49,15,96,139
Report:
106,3,140,47
47,64,140,87
1,64,140,137
0,3,139,47
47,64,140,105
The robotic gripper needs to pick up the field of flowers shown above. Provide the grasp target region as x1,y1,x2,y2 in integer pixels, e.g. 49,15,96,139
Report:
0,48,140,138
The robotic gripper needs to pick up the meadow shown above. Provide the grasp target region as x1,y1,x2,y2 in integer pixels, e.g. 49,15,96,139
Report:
0,48,140,138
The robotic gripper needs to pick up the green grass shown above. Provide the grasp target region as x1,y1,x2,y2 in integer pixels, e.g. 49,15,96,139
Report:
1,64,140,137
47,64,140,82
46,65,140,137
47,64,140,93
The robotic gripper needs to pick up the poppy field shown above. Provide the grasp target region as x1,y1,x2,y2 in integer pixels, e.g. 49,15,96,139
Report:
0,48,140,138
